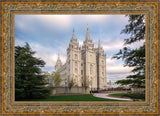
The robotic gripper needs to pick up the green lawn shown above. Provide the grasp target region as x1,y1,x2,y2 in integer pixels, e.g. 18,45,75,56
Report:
108,93,126,98
21,94,123,101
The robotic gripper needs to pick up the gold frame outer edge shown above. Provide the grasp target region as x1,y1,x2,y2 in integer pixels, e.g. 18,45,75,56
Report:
1,1,159,115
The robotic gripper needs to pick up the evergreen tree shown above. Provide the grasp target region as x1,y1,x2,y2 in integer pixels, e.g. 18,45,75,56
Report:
112,15,145,88
15,43,51,100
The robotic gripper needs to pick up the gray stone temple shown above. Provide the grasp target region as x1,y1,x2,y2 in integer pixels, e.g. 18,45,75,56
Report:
55,25,107,90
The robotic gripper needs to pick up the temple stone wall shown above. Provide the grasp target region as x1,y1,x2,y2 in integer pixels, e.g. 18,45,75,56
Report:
51,87,90,95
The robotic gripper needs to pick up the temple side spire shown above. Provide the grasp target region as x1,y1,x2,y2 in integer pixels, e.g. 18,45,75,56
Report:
71,28,77,41
55,54,62,71
98,39,101,48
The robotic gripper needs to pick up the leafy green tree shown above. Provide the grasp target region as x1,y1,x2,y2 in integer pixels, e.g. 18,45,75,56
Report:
113,15,145,88
43,71,53,87
68,79,74,92
15,43,51,100
52,72,62,87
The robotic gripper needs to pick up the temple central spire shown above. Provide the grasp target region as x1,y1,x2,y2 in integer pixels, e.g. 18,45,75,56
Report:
86,24,91,41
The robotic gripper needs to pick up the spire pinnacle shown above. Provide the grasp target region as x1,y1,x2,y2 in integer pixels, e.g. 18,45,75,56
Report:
57,54,62,64
87,24,89,31
71,28,77,41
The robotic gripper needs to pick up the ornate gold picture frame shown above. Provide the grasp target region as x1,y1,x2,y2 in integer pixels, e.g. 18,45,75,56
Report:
0,0,159,115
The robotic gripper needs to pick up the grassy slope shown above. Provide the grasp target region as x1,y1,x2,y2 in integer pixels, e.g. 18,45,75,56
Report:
21,94,123,101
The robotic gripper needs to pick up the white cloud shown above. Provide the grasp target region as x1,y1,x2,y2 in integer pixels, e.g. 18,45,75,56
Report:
106,58,116,65
107,65,133,74
106,57,133,74
106,56,133,82
15,37,26,46
107,72,132,82
101,38,144,52
112,15,128,25
74,15,128,26
15,39,67,69
30,43,67,67
33,15,72,30
15,16,37,32
79,40,83,46
102,41,124,50
34,53,66,67
127,40,145,48
15,15,72,33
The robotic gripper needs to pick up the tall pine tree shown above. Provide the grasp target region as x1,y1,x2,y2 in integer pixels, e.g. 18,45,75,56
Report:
113,15,145,88
15,43,51,100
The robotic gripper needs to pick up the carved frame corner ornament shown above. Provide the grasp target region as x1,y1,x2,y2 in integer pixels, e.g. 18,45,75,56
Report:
1,1,159,115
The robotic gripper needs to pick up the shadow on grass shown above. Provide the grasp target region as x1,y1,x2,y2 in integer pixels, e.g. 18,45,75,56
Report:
16,94,124,101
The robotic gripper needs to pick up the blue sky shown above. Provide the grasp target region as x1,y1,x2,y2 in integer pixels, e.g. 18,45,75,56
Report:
15,15,143,82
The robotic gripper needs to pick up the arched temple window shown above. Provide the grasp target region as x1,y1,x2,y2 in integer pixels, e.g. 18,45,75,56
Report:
75,61,78,67
90,64,93,75
102,66,104,76
102,60,104,65
75,68,78,74
75,54,78,59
